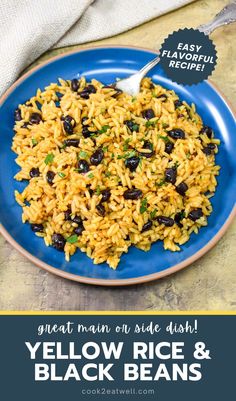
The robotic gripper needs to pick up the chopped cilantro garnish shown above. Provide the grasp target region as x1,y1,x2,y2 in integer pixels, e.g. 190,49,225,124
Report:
139,157,143,170
58,172,65,178
98,125,110,134
79,150,87,158
32,138,38,146
123,138,131,151
102,146,108,153
140,198,148,214
156,178,166,187
186,152,191,159
150,208,157,220
118,150,136,160
125,150,136,158
162,123,169,129
131,96,136,102
67,234,78,244
88,173,94,179
158,135,169,142
44,153,54,165
179,211,186,219
95,186,101,195
132,123,139,132
90,132,98,138
145,120,157,128
105,171,111,178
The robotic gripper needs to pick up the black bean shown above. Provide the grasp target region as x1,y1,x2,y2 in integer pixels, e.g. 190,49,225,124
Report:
78,159,90,173
71,78,79,92
46,171,55,185
81,117,88,125
207,143,216,150
124,120,139,132
176,182,188,196
174,212,184,228
156,216,175,227
61,115,72,122
96,203,105,217
82,126,92,138
63,139,80,148
140,141,155,158
142,108,155,120
203,143,216,155
125,156,140,172
72,215,82,225
143,140,152,150
22,122,29,128
174,100,182,108
101,189,111,202
65,115,75,125
31,223,44,233
29,167,40,178
56,91,63,99
52,233,66,251
74,225,84,236
188,208,203,221
124,188,143,200
125,235,130,241
167,128,185,139
200,126,213,139
79,90,90,99
64,208,72,221
79,85,96,99
157,94,167,100
165,141,174,154
63,120,74,135
89,188,94,196
14,108,22,121
90,148,104,166
202,147,211,156
87,84,96,94
141,220,153,232
29,112,42,125
165,167,177,184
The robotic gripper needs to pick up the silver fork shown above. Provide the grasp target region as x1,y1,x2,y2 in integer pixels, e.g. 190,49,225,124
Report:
115,2,236,96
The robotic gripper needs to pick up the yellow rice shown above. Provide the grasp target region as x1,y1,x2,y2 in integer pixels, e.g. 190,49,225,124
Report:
12,77,220,269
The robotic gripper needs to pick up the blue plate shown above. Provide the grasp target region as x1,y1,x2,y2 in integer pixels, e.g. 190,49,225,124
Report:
0,46,235,285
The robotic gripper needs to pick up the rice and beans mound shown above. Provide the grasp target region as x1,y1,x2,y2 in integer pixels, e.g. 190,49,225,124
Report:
12,77,220,269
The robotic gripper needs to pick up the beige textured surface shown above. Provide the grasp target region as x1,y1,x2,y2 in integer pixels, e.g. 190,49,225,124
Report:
0,0,235,311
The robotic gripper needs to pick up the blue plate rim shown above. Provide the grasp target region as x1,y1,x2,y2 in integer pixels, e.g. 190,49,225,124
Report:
0,44,235,286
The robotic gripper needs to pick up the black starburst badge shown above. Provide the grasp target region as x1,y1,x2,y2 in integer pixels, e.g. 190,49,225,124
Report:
159,28,217,85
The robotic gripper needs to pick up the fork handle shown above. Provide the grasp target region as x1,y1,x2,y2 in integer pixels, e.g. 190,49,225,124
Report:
138,56,160,78
197,2,236,35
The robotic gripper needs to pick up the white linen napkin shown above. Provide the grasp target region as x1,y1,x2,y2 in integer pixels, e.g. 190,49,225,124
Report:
0,0,194,97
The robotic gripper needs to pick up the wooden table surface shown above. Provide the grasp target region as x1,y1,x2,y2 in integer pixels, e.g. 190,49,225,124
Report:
0,0,235,311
